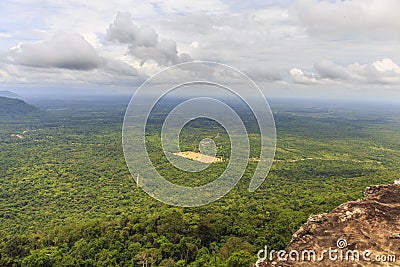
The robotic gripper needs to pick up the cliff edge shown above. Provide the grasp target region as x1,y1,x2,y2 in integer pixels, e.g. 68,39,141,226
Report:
256,181,400,267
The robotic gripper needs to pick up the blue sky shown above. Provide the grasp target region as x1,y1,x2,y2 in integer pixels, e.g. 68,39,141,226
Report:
0,0,399,101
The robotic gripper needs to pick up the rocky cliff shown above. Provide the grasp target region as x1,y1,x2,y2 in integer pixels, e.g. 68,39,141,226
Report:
256,181,400,267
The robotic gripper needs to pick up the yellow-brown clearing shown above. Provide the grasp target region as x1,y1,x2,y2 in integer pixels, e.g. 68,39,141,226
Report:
173,151,223,164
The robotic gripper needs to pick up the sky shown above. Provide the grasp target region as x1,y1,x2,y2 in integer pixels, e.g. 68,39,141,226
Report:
0,0,399,101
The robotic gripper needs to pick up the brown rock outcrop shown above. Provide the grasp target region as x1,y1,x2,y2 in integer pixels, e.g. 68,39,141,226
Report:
256,182,400,267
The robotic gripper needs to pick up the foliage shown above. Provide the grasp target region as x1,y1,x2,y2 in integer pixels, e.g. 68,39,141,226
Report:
0,98,399,266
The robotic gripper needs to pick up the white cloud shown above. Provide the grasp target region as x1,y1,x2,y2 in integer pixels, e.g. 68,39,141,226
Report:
149,7,299,69
106,12,158,46
346,59,400,84
290,0,400,40
293,58,400,85
1,32,141,87
0,67,11,82
245,67,287,82
290,67,319,84
313,60,356,81
106,12,191,66
0,60,142,88
0,33,11,38
373,58,400,74
102,59,140,78
8,33,102,70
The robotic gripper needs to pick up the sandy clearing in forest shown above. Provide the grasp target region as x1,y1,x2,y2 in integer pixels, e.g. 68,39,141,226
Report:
11,134,24,139
173,151,223,163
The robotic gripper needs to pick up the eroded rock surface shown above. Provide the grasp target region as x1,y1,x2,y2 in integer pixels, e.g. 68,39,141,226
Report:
256,182,400,267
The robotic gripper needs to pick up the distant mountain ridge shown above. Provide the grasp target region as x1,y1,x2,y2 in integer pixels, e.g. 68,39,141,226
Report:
0,97,45,123
0,91,21,99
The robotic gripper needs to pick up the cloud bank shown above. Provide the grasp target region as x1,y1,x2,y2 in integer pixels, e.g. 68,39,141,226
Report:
291,0,400,40
0,0,399,100
106,12,191,66
1,32,140,86
8,33,102,70
290,58,400,85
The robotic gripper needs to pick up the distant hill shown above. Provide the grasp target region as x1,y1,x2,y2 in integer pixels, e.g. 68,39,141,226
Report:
0,91,21,99
0,97,45,123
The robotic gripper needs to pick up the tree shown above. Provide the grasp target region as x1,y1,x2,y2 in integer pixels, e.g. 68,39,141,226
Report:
225,250,254,267
159,258,176,267
136,248,160,267
220,237,253,261
197,218,216,247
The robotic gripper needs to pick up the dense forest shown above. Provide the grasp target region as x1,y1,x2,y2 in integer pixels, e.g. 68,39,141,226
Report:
0,97,399,266
0,97,45,123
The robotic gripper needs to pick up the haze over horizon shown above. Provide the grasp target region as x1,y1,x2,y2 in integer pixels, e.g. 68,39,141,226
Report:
1,0,400,102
